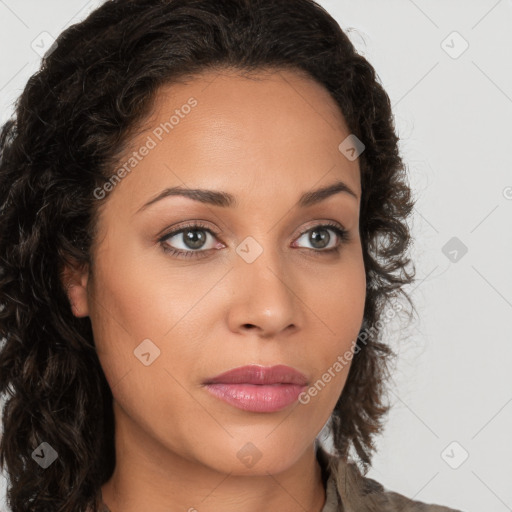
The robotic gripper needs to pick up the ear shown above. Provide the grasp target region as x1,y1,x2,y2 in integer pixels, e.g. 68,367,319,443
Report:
61,260,90,318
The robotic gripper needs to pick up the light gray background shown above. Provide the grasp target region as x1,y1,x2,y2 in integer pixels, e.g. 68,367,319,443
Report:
1,1,511,511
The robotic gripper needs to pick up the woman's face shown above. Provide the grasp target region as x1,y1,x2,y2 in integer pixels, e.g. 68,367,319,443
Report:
67,68,366,476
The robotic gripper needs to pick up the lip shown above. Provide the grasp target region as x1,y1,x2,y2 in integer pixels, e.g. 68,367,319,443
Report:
202,364,309,413
204,364,309,386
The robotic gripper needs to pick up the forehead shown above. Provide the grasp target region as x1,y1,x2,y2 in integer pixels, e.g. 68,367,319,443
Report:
149,66,351,141
100,67,361,217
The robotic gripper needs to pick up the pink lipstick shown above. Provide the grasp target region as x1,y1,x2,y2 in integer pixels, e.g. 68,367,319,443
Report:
202,364,308,413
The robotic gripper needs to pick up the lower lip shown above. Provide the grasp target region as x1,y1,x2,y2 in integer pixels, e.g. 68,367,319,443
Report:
203,383,307,413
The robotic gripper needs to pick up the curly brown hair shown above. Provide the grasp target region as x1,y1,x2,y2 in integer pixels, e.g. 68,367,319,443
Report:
0,0,415,510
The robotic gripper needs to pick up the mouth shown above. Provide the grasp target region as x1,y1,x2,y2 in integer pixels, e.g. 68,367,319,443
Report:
202,364,309,413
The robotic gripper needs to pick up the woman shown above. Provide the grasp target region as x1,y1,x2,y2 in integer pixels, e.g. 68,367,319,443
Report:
0,0,463,511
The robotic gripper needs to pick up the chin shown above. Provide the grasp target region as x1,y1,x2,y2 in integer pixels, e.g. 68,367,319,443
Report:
201,433,313,476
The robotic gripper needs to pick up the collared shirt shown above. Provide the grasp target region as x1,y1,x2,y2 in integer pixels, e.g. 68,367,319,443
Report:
95,447,465,512
317,446,465,512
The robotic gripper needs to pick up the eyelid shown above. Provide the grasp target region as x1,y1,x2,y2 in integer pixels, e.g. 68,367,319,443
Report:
158,220,222,251
291,221,349,250
158,220,349,258
294,220,347,238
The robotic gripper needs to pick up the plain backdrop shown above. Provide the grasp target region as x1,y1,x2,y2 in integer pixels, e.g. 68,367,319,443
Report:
1,1,511,511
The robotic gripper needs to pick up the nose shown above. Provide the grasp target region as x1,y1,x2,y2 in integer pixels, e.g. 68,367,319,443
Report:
225,244,303,339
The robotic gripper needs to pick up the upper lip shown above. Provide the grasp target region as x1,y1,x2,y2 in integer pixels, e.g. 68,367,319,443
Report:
203,364,308,386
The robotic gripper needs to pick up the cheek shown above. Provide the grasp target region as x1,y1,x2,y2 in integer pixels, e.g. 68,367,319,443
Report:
303,247,366,399
87,240,214,395
314,246,366,340
89,234,181,343
86,256,203,439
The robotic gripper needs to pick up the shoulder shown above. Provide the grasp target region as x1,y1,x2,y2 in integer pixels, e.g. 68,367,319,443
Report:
317,446,465,512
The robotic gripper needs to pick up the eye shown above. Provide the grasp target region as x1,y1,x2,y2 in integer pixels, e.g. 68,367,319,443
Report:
158,221,349,259
293,223,349,253
159,221,220,259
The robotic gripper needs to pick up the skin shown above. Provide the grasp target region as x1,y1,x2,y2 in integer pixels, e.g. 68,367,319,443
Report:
64,67,366,512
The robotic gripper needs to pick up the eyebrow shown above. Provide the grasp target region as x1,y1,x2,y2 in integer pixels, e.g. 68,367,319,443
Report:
135,179,358,214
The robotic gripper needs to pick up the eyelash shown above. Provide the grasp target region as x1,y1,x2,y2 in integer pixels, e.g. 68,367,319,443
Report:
158,221,349,259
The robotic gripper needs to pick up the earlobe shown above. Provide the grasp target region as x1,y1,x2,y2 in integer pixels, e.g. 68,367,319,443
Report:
62,262,90,318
